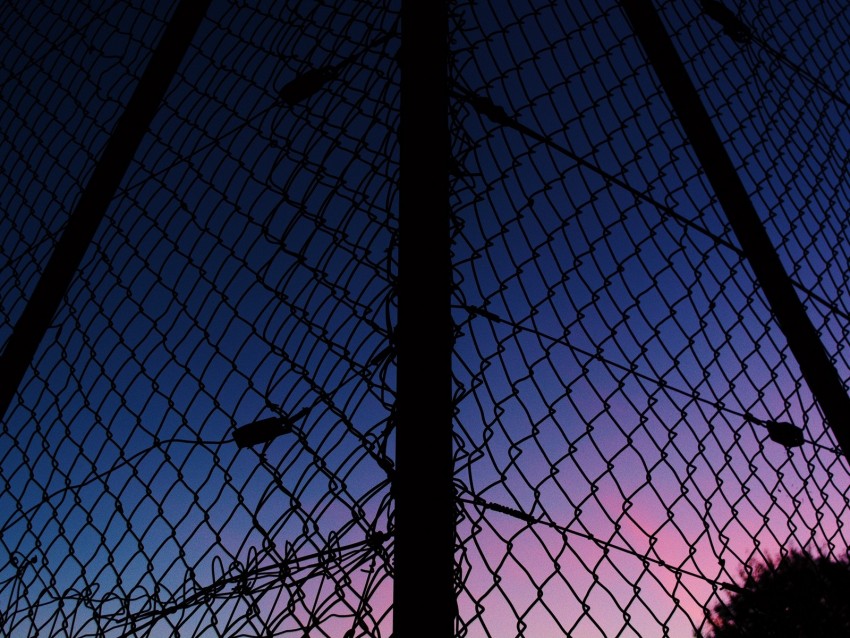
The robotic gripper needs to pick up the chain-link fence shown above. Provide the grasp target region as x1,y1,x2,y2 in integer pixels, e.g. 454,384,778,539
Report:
2,0,850,637
450,0,850,636
1,1,397,636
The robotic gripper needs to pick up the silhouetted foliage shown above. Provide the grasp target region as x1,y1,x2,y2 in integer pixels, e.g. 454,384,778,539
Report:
700,549,850,637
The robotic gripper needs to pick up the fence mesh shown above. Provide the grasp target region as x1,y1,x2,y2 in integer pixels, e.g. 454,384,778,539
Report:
449,1,850,636
1,1,398,636
2,0,850,637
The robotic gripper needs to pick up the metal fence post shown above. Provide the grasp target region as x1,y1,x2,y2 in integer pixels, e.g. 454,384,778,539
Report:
0,0,211,422
622,0,850,461
395,0,456,636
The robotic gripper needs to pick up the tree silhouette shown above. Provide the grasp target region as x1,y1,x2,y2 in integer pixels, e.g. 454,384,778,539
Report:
700,549,850,637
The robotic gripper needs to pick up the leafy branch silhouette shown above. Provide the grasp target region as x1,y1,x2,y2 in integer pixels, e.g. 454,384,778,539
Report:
700,549,850,638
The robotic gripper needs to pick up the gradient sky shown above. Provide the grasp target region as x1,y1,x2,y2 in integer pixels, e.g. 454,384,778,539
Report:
2,0,850,637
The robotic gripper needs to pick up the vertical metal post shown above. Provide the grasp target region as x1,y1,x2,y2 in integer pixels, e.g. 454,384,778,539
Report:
622,0,850,459
0,0,211,421
395,0,456,636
